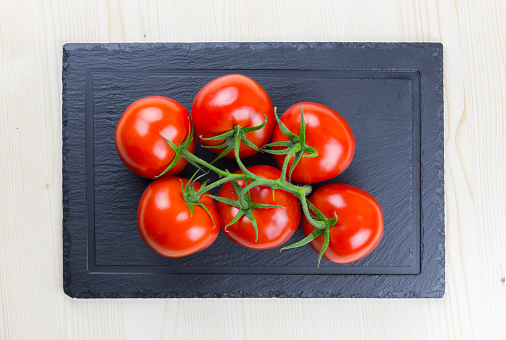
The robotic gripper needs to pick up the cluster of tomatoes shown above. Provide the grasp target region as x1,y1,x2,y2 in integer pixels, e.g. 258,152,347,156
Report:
115,74,384,266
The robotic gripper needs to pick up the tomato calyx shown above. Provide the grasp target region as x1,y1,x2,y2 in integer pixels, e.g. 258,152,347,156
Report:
208,180,284,242
179,171,217,228
280,199,338,267
200,116,268,163
156,119,199,178
263,107,318,181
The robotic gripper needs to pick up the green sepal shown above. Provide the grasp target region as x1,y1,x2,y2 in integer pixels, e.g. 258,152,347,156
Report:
288,151,303,182
241,115,267,133
193,202,216,228
250,203,284,209
240,134,260,151
244,208,259,241
224,209,246,232
317,228,330,268
262,148,292,155
281,199,338,267
199,129,235,141
231,180,244,198
327,211,338,227
210,143,234,163
306,200,338,228
303,146,318,158
203,144,228,149
203,115,268,163
263,141,292,148
209,178,283,242
273,107,298,139
307,200,326,221
155,118,195,178
238,180,261,202
298,107,306,144
280,228,324,252
262,107,318,180
206,194,241,209
180,172,216,227
155,139,182,178
181,179,195,216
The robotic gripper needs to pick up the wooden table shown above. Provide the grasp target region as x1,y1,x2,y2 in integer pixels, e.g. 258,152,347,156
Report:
1,0,504,338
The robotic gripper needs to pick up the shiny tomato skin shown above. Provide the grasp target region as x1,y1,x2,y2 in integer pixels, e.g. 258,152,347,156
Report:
272,102,355,184
192,74,275,158
302,183,383,264
115,96,196,179
137,177,220,257
217,165,301,250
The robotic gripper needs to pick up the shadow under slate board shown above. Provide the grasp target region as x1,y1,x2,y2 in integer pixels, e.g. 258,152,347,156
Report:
62,42,444,298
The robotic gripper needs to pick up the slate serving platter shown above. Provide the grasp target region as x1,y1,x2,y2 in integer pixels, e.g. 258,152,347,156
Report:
62,42,444,298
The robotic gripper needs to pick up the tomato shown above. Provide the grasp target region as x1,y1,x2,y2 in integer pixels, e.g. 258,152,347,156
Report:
271,102,355,184
217,165,301,249
115,96,196,178
137,177,220,257
192,74,275,158
302,183,383,264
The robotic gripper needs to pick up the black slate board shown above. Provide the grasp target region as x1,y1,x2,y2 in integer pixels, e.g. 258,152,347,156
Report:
62,42,444,298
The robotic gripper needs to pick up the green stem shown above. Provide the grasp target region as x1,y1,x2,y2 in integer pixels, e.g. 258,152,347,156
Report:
288,181,312,197
181,144,311,202
280,143,301,182
239,179,272,201
237,183,251,209
181,149,230,177
233,127,255,179
193,173,249,198
299,195,326,230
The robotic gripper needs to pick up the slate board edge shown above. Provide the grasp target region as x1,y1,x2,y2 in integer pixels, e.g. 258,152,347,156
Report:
431,43,445,298
62,46,72,296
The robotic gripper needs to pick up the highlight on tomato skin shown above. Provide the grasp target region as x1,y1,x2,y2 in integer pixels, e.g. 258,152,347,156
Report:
137,177,220,258
115,96,196,179
191,74,275,158
302,183,383,264
271,102,355,184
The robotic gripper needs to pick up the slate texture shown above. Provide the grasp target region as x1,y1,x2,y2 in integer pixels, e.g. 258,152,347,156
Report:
62,42,444,298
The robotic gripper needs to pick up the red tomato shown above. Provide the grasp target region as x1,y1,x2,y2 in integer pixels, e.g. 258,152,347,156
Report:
302,183,383,264
217,165,301,249
271,102,355,184
115,96,196,178
137,177,220,257
192,74,275,158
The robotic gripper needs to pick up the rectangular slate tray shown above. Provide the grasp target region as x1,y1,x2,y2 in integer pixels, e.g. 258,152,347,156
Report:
62,42,444,298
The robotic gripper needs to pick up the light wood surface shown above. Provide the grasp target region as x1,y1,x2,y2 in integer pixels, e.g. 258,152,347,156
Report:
1,0,505,339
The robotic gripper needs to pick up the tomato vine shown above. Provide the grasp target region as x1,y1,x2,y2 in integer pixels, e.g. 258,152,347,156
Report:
159,109,339,266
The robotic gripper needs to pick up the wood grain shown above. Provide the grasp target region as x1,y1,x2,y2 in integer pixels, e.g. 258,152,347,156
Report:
0,0,504,338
